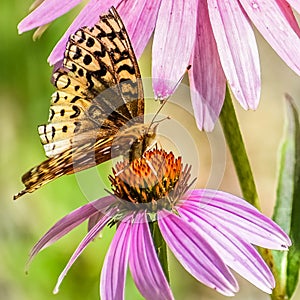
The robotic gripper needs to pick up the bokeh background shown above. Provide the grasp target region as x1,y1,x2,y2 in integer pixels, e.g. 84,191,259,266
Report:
1,1,300,299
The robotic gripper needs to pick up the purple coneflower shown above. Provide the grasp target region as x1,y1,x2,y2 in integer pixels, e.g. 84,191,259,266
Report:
19,1,300,130
28,149,291,299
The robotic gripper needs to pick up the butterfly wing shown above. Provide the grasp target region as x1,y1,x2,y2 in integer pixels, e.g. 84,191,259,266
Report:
14,7,144,199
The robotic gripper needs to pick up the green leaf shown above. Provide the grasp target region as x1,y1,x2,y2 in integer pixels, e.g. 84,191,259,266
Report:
272,94,300,299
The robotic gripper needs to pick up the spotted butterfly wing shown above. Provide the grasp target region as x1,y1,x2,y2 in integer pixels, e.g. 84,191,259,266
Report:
14,7,148,199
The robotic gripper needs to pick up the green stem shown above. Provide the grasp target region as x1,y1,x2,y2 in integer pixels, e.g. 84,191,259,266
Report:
149,220,169,282
219,86,260,209
220,86,281,299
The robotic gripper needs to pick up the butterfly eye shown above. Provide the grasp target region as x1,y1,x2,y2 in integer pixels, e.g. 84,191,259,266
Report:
147,132,155,138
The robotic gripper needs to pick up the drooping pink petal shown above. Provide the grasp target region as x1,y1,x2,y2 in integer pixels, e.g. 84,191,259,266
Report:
28,196,115,265
180,189,291,249
118,0,162,59
189,0,226,131
287,0,300,14
207,0,260,110
53,214,111,294
158,210,239,296
129,212,174,300
18,0,82,33
48,0,122,65
275,0,300,36
239,0,300,75
178,206,275,293
152,0,198,99
100,216,132,300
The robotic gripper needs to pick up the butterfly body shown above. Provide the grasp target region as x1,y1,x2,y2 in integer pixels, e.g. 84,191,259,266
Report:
113,123,158,161
14,7,155,200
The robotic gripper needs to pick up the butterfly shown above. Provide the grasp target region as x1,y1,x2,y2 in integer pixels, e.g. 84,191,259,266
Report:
14,7,157,200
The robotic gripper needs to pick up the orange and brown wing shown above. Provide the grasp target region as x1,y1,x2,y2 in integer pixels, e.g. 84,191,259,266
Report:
14,138,113,200
14,7,144,199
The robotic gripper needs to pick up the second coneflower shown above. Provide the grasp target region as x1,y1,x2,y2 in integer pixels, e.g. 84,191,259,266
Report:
18,1,300,130
28,149,291,299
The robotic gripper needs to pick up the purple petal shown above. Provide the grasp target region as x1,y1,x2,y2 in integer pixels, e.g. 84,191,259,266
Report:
118,0,161,59
48,0,122,65
178,206,275,293
207,0,260,110
88,211,105,232
239,0,300,75
100,216,132,300
189,0,226,131
18,0,82,33
287,0,300,14
158,210,238,296
53,214,111,294
152,0,198,99
28,196,115,265
129,212,174,300
29,0,46,12
180,189,291,249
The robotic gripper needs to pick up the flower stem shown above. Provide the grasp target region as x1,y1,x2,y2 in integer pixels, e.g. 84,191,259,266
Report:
219,86,260,209
149,221,169,282
219,86,280,299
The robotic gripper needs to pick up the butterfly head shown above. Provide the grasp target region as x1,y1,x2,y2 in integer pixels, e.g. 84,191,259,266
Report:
112,124,158,161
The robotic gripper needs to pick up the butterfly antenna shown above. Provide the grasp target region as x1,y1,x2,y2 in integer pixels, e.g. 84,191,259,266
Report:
148,65,191,129
115,0,128,10
151,116,171,124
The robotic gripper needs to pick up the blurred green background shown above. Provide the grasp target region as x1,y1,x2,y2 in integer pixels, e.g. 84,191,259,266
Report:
1,1,300,299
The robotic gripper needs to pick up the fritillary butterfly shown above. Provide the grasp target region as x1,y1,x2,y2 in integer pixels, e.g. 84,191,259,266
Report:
14,7,156,199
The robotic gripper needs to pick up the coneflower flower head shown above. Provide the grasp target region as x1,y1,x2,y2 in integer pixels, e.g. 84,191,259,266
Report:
110,149,188,207
27,149,291,299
